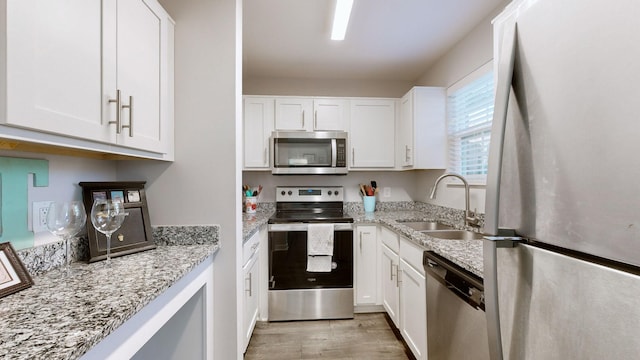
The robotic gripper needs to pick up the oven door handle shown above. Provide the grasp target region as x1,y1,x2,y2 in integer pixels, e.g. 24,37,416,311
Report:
268,223,353,232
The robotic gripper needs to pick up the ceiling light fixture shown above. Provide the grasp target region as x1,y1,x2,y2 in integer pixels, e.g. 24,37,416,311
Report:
331,0,354,41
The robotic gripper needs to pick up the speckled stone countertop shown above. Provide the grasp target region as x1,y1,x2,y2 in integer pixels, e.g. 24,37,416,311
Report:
242,201,484,278
242,204,274,242
349,204,485,278
1,226,220,360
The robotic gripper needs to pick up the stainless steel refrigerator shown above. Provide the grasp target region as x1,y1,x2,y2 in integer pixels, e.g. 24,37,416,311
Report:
484,0,640,359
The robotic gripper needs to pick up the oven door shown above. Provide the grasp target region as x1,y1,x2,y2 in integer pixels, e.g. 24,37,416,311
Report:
268,223,353,290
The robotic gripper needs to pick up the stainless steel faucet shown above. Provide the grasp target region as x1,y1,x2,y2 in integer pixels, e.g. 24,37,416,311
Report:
429,173,480,229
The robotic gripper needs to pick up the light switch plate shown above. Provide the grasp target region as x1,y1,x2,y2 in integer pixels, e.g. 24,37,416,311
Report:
383,187,391,198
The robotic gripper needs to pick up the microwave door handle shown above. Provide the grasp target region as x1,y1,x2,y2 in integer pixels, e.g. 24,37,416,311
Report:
331,139,337,167
273,138,279,167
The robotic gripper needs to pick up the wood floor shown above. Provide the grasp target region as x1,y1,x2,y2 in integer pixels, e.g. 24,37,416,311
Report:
244,313,413,360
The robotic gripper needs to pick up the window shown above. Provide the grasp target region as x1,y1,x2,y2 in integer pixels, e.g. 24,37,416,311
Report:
446,62,494,183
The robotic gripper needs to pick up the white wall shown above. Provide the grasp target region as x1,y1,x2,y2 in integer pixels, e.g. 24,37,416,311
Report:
116,0,243,358
243,170,421,203
0,150,116,247
412,1,509,214
244,76,412,98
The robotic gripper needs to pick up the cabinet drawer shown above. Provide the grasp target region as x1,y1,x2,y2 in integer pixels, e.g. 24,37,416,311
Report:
399,237,425,275
243,231,260,265
380,226,399,253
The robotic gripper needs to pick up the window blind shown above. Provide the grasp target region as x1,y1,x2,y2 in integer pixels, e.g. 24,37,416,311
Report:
447,70,494,183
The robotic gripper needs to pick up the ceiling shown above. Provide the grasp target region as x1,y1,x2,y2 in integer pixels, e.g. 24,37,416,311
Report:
243,0,506,82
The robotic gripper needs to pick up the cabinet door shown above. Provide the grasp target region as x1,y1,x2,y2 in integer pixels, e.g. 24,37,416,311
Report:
109,0,166,153
381,243,400,328
399,258,428,360
313,99,348,131
274,98,312,131
411,87,446,169
354,225,378,305
5,0,109,142
349,99,396,168
243,253,260,352
243,97,274,169
398,91,414,167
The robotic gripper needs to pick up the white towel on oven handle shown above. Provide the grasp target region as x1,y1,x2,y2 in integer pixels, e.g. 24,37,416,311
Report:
307,223,334,255
306,255,332,272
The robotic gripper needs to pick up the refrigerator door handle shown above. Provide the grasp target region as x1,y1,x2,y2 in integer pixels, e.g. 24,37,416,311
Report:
484,19,519,360
484,236,522,360
485,21,518,237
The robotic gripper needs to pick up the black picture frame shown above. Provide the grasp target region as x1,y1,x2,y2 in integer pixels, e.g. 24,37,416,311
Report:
0,242,34,299
79,181,156,263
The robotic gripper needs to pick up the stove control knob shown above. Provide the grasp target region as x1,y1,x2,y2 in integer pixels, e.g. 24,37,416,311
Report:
334,190,339,196
281,190,286,196
328,191,332,195
288,190,293,196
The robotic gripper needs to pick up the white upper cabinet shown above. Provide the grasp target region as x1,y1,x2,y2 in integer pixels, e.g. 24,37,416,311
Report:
5,0,108,142
243,97,274,169
398,86,446,169
105,0,169,153
1,0,174,159
274,97,349,131
274,98,313,131
313,98,348,131
349,99,396,168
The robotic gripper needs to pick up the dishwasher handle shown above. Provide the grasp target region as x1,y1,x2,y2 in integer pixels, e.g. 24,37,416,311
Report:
424,252,485,311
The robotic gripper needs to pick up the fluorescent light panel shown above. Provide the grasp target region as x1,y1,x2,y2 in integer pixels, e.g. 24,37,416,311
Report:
331,0,354,41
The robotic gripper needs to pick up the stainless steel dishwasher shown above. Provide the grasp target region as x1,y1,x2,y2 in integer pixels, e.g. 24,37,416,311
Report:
423,251,489,360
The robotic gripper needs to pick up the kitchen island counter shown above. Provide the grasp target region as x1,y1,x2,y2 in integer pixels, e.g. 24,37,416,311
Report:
0,227,219,360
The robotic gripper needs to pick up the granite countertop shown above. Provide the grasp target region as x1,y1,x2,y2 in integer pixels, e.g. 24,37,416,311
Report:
241,202,484,279
349,209,484,278
0,226,220,360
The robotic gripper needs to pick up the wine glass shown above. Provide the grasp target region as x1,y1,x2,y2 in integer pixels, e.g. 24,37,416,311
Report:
90,199,126,266
46,201,87,275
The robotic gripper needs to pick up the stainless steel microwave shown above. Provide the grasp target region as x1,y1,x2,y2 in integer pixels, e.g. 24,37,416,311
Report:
271,131,348,175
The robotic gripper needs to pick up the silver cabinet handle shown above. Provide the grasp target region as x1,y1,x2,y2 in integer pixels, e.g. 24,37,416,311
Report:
405,145,410,162
245,273,252,296
121,95,133,137
108,89,122,134
390,262,397,281
352,148,355,166
302,110,305,128
397,268,402,286
359,232,362,251
263,147,267,165
314,110,318,130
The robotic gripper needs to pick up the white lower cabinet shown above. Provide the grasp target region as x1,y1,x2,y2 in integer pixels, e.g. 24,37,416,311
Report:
242,229,262,352
399,257,427,360
378,226,428,360
354,225,380,306
242,251,259,352
381,243,400,327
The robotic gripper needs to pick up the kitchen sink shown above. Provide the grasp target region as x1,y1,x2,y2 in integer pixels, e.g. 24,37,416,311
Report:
421,230,484,241
398,221,453,231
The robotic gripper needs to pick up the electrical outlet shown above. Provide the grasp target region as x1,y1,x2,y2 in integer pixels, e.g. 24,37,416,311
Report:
383,187,391,198
32,201,54,233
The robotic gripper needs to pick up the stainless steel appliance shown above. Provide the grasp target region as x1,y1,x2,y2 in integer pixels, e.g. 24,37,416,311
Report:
424,251,489,360
485,0,640,358
271,131,348,175
268,186,354,321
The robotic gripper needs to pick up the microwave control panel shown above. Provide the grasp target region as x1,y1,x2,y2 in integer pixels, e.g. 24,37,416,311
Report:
336,139,347,167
